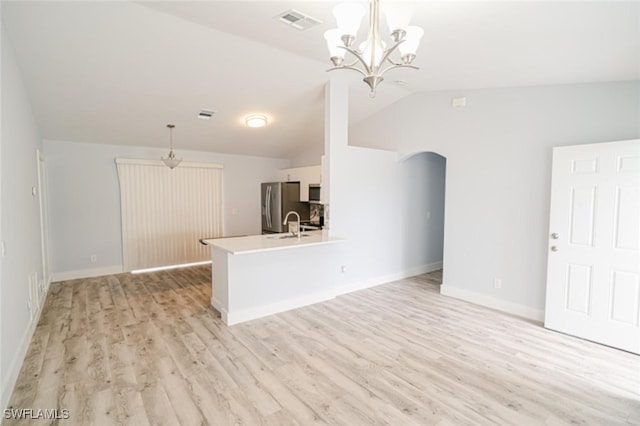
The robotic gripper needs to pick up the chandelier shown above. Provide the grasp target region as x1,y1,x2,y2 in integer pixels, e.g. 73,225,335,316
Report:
161,124,182,169
324,0,423,96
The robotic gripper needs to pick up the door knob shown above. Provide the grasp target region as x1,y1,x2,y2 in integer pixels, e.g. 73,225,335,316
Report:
550,246,558,252
551,233,559,239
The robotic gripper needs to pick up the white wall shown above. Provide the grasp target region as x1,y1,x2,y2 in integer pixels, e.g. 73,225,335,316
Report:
325,80,446,294
288,141,324,168
1,27,45,411
349,81,640,319
43,140,289,278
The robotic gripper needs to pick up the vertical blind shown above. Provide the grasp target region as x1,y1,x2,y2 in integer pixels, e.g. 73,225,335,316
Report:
116,159,223,272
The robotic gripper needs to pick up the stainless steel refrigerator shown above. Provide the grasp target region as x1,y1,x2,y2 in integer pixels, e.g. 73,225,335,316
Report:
261,182,309,233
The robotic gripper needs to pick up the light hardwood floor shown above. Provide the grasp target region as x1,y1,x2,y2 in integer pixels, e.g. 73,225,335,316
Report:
5,266,639,425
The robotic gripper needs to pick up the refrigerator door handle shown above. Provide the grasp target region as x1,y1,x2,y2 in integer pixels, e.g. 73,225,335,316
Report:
266,185,272,228
262,185,267,229
265,186,269,228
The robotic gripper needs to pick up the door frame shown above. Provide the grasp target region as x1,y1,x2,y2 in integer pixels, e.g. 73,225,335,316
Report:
36,149,50,293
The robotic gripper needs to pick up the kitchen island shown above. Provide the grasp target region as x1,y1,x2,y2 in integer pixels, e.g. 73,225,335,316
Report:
202,231,343,325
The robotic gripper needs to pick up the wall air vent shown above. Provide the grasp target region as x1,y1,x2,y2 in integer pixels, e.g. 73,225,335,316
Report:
274,9,322,31
198,109,216,120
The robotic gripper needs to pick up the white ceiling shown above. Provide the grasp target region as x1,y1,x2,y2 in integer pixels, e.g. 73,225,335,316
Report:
3,1,639,159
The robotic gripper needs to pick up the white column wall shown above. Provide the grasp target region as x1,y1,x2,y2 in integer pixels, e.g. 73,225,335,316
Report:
325,80,447,294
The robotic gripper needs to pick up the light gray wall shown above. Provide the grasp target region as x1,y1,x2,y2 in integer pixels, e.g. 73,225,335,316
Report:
350,81,640,315
43,140,290,275
1,27,44,410
328,145,446,290
399,152,446,269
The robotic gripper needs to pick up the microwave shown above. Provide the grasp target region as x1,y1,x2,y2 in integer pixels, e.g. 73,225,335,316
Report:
308,184,321,203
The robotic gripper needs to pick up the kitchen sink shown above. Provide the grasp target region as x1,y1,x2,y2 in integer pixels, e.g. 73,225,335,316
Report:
266,233,311,240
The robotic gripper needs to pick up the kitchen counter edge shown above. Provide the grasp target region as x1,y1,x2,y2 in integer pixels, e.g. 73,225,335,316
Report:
202,231,343,255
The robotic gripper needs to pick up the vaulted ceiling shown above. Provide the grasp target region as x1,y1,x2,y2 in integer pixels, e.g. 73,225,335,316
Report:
3,1,639,159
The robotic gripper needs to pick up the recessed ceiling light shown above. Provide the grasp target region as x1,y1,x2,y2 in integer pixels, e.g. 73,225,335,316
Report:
245,114,268,128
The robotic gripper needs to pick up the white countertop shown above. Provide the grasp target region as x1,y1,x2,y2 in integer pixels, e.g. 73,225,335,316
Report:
202,230,343,255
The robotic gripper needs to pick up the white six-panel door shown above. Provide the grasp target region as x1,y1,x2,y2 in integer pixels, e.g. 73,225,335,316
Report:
545,139,640,354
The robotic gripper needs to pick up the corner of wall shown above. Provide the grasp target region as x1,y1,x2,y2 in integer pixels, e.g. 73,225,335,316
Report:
0,301,48,411
440,284,544,322
50,265,124,283
336,261,443,296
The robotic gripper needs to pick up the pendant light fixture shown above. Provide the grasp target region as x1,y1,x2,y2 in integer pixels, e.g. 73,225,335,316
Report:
324,0,423,96
161,124,182,169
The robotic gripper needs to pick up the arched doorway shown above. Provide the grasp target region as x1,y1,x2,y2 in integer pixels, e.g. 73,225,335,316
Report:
400,151,447,286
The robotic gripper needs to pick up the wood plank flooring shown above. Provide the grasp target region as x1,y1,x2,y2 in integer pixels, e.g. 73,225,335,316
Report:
5,266,639,425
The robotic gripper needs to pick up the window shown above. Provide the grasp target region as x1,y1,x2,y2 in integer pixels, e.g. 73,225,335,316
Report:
116,159,223,271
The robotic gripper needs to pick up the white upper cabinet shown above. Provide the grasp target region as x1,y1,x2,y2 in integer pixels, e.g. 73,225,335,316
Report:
278,165,321,202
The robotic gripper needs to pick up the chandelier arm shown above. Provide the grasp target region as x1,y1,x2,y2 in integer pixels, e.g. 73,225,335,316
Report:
385,57,405,67
344,59,363,68
326,65,368,78
378,64,419,78
339,46,374,74
332,58,364,69
377,40,404,69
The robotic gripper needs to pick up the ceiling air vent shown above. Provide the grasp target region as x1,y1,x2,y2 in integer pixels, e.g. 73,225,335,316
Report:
197,109,216,120
274,9,322,31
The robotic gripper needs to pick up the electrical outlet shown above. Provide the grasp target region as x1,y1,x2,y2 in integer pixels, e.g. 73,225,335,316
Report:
494,278,502,289
90,254,97,263
340,265,347,273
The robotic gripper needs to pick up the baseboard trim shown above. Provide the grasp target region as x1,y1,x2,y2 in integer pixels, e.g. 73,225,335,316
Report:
50,265,123,282
211,298,229,324
1,294,48,411
214,290,336,326
336,261,443,296
440,284,544,322
211,262,443,325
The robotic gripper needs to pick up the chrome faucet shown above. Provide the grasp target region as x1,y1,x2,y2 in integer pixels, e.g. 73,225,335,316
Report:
283,211,301,237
